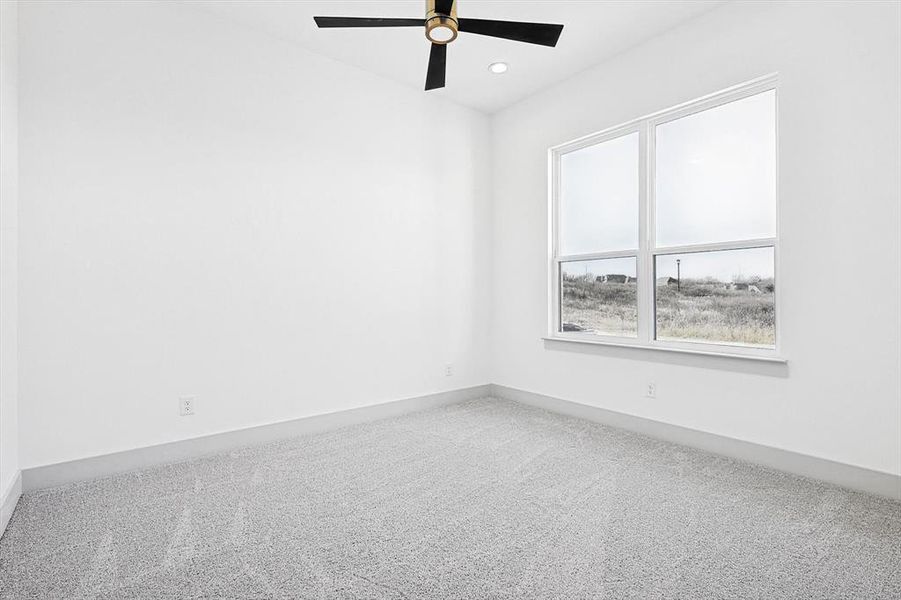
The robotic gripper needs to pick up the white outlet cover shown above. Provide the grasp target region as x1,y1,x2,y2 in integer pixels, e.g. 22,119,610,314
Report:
179,396,196,416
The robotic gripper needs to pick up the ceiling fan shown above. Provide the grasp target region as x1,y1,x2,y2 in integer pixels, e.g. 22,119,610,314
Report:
314,1,564,91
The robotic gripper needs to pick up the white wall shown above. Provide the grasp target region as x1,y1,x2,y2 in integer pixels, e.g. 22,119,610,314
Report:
17,1,491,468
491,1,901,475
0,0,20,498
15,0,901,479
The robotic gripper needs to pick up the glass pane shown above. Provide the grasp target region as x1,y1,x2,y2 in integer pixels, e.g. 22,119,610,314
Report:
560,133,639,255
655,90,776,247
655,247,775,347
560,257,637,337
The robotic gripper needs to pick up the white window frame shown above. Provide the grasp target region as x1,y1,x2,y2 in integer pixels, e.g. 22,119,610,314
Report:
547,75,781,361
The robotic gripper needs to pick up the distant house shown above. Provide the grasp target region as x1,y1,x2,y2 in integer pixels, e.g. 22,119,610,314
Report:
725,282,770,293
596,274,630,284
656,277,678,286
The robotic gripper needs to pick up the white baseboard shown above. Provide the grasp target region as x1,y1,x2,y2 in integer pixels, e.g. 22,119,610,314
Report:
22,385,491,492
1,471,22,539
19,383,900,502
491,384,901,501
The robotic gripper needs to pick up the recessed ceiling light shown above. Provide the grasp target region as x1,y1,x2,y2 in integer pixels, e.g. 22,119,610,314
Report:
488,62,508,74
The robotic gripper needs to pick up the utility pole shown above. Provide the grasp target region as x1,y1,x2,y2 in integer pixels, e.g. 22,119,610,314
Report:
676,259,681,291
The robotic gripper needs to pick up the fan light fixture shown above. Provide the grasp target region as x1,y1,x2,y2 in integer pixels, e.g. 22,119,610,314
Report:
314,0,564,91
426,16,458,43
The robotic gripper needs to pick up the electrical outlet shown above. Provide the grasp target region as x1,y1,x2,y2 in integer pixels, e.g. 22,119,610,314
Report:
445,364,454,377
645,383,657,399
179,396,196,416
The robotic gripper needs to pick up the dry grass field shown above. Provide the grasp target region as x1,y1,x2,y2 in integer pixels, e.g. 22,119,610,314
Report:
561,275,775,346
561,276,638,336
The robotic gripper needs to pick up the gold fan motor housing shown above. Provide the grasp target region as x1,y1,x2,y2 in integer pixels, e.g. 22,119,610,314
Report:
425,0,458,45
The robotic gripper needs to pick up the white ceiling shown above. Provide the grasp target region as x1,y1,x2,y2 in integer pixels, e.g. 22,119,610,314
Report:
188,1,725,114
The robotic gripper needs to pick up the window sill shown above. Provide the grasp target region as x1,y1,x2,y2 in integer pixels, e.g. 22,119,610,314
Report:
542,336,788,364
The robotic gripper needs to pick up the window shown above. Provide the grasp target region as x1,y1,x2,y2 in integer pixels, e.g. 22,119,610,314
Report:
550,77,779,358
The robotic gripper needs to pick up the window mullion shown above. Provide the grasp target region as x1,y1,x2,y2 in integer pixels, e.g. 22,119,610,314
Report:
639,120,655,345
653,238,776,256
557,249,639,262
637,124,653,343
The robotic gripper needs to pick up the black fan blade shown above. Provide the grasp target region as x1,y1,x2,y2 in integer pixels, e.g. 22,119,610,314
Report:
435,0,454,15
314,17,424,28
425,43,447,91
457,18,563,47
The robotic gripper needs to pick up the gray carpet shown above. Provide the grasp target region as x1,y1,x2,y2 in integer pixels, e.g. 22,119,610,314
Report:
1,398,899,599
